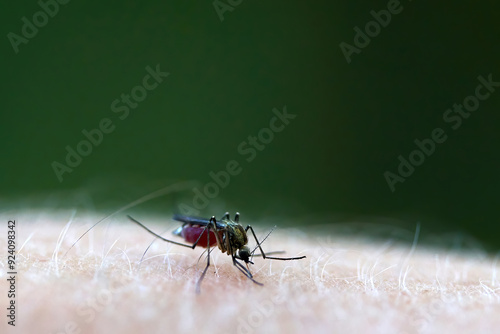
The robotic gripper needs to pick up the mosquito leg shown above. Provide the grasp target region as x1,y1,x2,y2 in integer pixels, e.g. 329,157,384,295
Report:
128,215,209,250
252,251,286,257
234,212,240,223
222,212,230,220
196,245,211,294
223,225,262,286
128,215,199,248
249,225,277,256
228,229,249,276
245,225,306,261
195,216,216,294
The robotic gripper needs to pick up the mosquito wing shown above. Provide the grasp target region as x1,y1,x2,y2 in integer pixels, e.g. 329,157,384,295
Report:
172,214,225,229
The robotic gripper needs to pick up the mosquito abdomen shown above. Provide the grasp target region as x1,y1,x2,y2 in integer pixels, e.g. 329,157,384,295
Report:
181,225,219,248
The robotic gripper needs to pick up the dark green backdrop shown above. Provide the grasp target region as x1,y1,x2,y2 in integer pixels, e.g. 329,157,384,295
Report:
2,1,499,247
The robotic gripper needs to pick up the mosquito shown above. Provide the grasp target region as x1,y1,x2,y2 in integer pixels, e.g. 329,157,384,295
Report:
127,212,306,293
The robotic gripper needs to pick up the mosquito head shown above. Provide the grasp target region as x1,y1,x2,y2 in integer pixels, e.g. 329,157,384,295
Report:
238,246,253,264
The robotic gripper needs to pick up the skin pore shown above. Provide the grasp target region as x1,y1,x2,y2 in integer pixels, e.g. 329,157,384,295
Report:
2,210,500,334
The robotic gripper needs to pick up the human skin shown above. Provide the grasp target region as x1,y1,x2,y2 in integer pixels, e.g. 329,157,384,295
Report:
1,211,500,334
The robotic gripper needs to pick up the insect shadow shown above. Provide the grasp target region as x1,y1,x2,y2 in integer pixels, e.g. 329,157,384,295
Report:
127,212,306,293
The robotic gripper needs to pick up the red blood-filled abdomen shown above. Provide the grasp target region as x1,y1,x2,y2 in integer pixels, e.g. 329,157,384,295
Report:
181,226,219,248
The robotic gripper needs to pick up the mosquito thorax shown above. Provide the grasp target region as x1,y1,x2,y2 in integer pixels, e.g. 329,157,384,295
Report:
227,222,248,251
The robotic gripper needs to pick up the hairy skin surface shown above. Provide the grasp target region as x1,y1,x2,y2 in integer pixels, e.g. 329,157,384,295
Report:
1,211,500,334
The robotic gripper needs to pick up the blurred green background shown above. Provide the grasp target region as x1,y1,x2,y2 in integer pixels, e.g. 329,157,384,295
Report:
1,1,499,247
